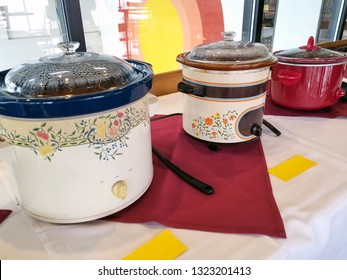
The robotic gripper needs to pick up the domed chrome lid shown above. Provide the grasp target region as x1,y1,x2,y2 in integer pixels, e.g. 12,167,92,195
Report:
2,42,140,98
176,31,277,70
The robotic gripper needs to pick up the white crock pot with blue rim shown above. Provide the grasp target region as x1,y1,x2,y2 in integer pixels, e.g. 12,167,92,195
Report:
0,42,154,223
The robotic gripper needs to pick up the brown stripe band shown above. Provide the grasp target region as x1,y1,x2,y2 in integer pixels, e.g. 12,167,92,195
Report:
178,79,268,98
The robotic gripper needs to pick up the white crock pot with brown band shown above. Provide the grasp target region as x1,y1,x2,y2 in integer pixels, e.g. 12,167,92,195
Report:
176,31,277,144
0,42,153,223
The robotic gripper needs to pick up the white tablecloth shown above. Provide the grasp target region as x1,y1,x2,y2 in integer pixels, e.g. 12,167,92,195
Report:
1,92,347,260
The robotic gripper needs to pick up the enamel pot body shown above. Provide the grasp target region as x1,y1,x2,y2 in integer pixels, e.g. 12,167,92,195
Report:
270,61,346,110
0,55,154,223
269,36,347,110
178,65,271,144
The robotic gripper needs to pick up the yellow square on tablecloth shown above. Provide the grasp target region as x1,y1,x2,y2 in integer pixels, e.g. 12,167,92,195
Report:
122,230,187,260
268,155,317,182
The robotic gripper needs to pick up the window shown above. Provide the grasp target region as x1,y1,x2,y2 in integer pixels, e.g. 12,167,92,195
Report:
260,0,278,51
317,0,347,43
0,0,64,70
1,0,347,72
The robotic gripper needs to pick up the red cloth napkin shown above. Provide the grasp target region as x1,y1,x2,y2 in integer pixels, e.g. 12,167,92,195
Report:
0,209,12,224
105,114,286,238
265,98,347,118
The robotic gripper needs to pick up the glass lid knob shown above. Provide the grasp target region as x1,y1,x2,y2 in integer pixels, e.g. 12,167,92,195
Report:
57,41,80,55
222,31,236,42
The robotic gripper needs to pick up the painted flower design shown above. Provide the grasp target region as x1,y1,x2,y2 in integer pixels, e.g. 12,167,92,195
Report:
205,117,213,126
108,126,118,137
36,131,49,140
191,110,239,141
39,144,54,157
0,101,149,161
95,121,108,139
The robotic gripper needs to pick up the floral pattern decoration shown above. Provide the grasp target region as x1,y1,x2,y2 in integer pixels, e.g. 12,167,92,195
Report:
0,101,149,161
191,110,239,141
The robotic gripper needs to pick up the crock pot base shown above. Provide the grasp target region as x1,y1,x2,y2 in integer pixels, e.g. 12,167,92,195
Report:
16,176,153,224
268,98,336,111
265,98,347,118
183,129,260,150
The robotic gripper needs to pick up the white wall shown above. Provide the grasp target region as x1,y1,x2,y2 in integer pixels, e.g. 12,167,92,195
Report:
221,0,245,41
272,0,323,51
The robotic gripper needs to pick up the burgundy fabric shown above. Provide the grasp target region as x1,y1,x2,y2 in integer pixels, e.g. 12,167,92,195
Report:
265,98,347,118
0,209,12,224
105,114,286,238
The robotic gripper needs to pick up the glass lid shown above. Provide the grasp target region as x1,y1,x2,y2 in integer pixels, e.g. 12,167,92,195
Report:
2,42,139,98
176,31,277,70
187,31,274,64
274,36,347,64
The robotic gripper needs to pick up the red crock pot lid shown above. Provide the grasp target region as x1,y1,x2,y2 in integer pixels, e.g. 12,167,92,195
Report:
274,36,347,64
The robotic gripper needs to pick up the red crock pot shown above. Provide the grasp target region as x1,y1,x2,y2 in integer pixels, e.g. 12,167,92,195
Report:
270,36,347,110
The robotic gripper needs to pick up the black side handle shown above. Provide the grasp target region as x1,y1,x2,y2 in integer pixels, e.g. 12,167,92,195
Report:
177,81,205,97
262,119,281,136
152,146,214,195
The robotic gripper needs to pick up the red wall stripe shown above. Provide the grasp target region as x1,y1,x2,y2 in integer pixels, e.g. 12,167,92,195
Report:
196,0,225,44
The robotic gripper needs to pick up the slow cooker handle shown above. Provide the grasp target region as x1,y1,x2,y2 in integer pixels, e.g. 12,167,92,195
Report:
278,69,302,86
177,81,205,97
335,88,346,99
